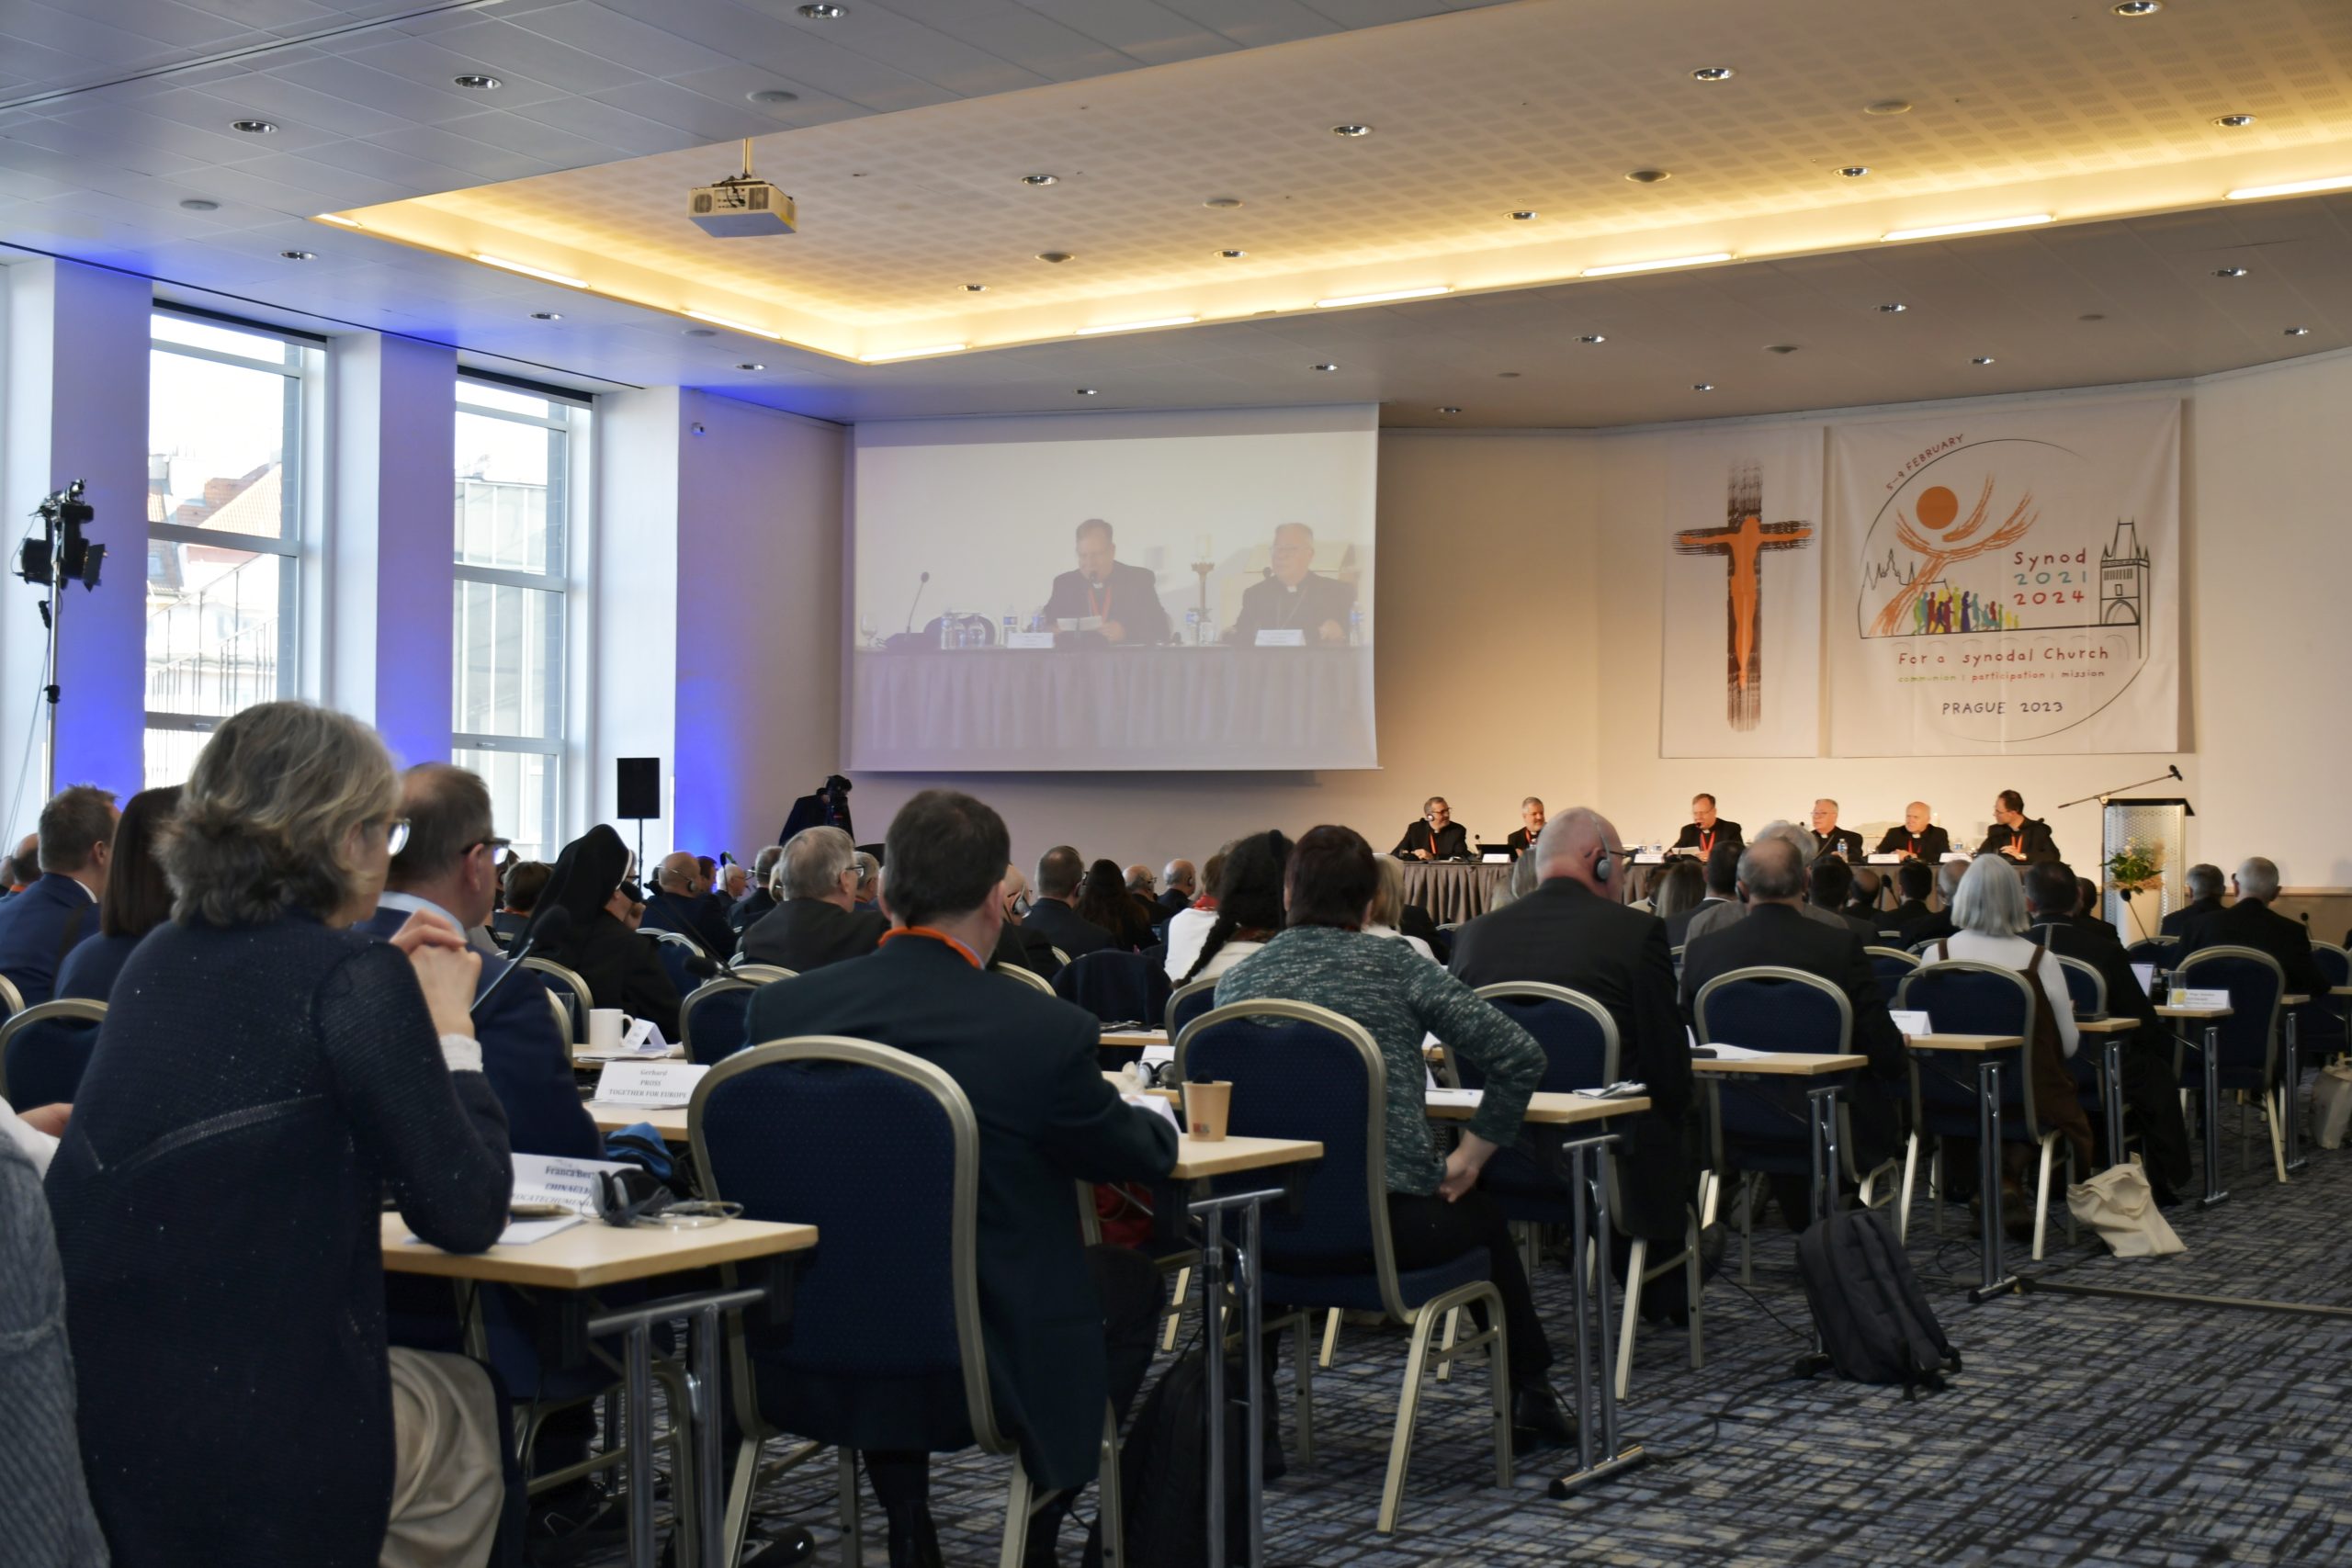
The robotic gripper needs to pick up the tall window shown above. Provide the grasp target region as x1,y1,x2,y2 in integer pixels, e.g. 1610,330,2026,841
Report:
145,311,311,785
454,378,581,863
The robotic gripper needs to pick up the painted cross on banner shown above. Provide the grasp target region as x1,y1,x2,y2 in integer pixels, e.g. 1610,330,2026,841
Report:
1674,462,1815,730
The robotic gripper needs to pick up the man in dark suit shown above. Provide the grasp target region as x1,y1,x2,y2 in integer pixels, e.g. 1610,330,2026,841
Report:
1504,797,1546,860
1230,522,1355,646
2023,863,2191,1197
1449,807,1695,1251
367,765,599,1159
1899,859,1970,948
643,852,738,959
1393,796,1471,861
1871,802,1952,863
741,827,888,974
1979,789,2061,863
2161,863,2223,939
1156,858,1197,918
1886,858,1935,931
1805,799,1865,863
745,788,1175,1564
1040,517,1170,645
1022,844,1114,959
730,845,783,935
0,784,115,1007
1670,842,1742,947
1669,794,1741,859
1807,857,1881,944
1680,835,1906,1226
2177,856,2326,1000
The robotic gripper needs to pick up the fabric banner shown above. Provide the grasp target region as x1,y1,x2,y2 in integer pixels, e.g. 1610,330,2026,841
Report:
1658,424,1826,757
1826,398,2179,756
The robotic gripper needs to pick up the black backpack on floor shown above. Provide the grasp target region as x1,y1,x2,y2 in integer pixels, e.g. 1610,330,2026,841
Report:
1112,1344,1282,1568
1794,1209,1961,1396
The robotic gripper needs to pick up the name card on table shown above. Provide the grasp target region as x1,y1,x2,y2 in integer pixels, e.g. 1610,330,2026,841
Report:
511,1151,631,1209
1866,853,1905,865
1633,851,1667,864
593,1060,710,1109
1005,632,1057,649
2167,987,2230,1010
1889,1010,1930,1037
1253,629,1306,647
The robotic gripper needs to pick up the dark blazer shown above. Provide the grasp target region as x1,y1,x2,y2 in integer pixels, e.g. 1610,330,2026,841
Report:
1505,828,1542,860
47,914,511,1567
1393,821,1471,861
1665,897,1732,950
1670,820,1743,855
1043,561,1170,645
1900,908,1958,949
1886,898,1932,931
54,929,141,1005
740,898,888,974
1679,903,1905,1162
643,889,735,960
1977,818,2061,863
1231,570,1353,644
2178,897,2326,1001
1022,897,1114,962
992,921,1062,978
2161,896,2221,940
1815,903,1882,944
548,909,682,1042
1872,826,1952,861
1808,828,1865,863
358,905,600,1159
1448,880,1694,1240
2041,914,2162,1033
730,887,778,934
1155,887,1193,919
0,874,99,1007
744,936,1177,1491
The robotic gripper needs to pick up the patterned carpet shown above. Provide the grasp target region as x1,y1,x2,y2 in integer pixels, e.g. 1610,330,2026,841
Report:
582,1127,2352,1567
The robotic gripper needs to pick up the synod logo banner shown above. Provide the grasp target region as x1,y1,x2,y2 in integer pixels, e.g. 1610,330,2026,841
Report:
1826,398,2179,756
1658,425,1825,758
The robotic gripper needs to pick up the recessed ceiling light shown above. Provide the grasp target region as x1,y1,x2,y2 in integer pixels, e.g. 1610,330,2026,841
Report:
2079,313,2106,321
1312,363,1339,372
1692,382,1715,391
1036,251,1074,264
1766,344,1800,355
1691,66,1735,82
1435,406,1462,414
2212,114,2256,129
862,344,967,363
1882,213,2052,242
1331,124,1373,137
1972,355,1996,365
279,249,314,260
2286,325,2312,336
179,197,219,211
1315,285,1451,308
2112,0,2161,14
684,328,718,338
1497,371,1521,378
736,362,765,370
1578,333,1607,344
1510,209,1537,220
1022,173,1058,186
2227,174,2352,200
747,88,800,105
530,311,561,321
1623,168,1671,184
1838,165,1871,178
1864,99,1912,116
964,283,988,291
315,213,360,227
797,3,844,16
1582,251,1732,276
476,254,587,288
230,119,277,134
452,74,501,89
1075,315,1197,336
1075,388,1100,396
2212,266,2249,278
1216,248,1247,258
1878,302,1909,312
1203,197,1243,209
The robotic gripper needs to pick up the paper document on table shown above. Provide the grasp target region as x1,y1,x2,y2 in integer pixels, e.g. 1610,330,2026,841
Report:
511,1152,630,1211
1573,1082,1647,1098
1123,1093,1182,1132
1425,1087,1483,1110
1694,1043,1775,1061
404,1214,583,1248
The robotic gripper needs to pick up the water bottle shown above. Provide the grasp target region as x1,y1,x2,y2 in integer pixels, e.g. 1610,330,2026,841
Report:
1001,612,1017,648
1348,604,1365,647
938,608,955,650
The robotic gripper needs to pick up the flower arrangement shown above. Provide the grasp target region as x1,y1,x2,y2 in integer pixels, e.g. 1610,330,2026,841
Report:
2106,840,2165,939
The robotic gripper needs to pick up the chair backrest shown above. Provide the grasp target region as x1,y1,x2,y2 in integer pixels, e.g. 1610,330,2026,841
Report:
1175,999,1416,1319
0,972,24,1020
520,957,594,1041
2312,942,2349,991
991,962,1056,995
680,976,759,1065
693,1036,1008,1455
1693,966,1854,1055
641,931,704,1002
1052,949,1170,1027
1165,976,1218,1040
731,963,797,986
2054,954,2107,1019
545,989,571,1045
1897,960,2047,1133
1049,945,1072,970
2174,945,2284,1085
640,924,708,958
1865,945,1919,1009
1458,983,1617,1093
0,998,105,1105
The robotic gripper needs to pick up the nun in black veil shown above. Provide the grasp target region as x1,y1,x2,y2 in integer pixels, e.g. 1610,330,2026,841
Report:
537,823,680,1041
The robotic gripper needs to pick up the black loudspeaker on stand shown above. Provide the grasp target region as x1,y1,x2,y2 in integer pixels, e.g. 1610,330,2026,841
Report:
616,757,661,879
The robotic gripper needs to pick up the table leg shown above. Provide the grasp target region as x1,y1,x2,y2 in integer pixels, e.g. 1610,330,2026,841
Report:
1200,1202,1228,1568
623,1320,655,1568
1546,1133,1646,1497
695,1303,723,1568
1241,1199,1264,1568
2199,1024,2228,1208
1590,1161,1621,1464
1808,1086,1842,1226
2285,1010,2307,1176
2101,1037,2125,1171
1564,1141,1594,1476
1966,1060,2019,1303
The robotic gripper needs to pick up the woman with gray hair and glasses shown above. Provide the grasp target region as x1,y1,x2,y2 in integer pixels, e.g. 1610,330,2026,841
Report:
45,701,514,1568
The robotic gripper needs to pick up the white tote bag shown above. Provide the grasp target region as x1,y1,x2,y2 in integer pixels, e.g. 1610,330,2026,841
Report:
2065,1162,2185,1258
2312,1065,2352,1151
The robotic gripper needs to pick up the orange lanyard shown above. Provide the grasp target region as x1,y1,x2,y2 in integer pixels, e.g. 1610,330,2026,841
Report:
878,926,981,967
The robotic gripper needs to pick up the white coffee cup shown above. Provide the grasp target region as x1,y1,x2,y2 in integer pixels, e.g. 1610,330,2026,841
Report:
589,1008,625,1052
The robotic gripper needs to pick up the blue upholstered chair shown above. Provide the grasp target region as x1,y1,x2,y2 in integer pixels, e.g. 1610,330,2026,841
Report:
0,998,106,1107
1175,1000,1512,1535
1164,976,1218,1042
1055,951,1170,1039
2172,946,2290,1184
2303,942,2347,1055
520,956,594,1045
991,962,1057,995
679,976,760,1065
1865,946,1919,1010
638,928,707,1006
693,1037,1122,1567
1898,961,2076,1258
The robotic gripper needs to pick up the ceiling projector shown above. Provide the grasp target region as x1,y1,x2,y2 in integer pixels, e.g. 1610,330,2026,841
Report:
689,141,797,237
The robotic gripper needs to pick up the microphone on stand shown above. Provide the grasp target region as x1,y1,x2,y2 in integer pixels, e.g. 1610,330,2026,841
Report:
903,570,931,634
474,905,571,1015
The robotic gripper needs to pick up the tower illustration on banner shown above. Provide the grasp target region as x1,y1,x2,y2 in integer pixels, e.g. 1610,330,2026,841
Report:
2100,519,2148,654
1673,462,1814,730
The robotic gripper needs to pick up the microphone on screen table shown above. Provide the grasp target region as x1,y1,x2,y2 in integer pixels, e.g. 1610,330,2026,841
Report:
903,570,931,634
473,904,571,1016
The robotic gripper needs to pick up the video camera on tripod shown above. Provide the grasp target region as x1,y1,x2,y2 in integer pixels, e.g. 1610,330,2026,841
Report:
18,479,104,602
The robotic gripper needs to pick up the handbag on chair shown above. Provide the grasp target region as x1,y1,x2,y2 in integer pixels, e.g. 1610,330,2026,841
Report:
2064,1162,2185,1258
2311,1064,2352,1150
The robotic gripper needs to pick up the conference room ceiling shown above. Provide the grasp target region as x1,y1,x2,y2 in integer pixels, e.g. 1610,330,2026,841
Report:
2,0,2349,426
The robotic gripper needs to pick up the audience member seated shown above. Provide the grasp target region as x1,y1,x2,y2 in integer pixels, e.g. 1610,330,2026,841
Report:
540,827,682,1040
492,858,549,945
1901,858,1971,947
1679,834,1908,1227
1157,858,1197,917
1173,831,1290,987
731,843,785,933
1679,842,1746,945
1449,808,1698,1275
718,861,749,907
1808,857,1881,943
4,831,36,893
1160,850,1230,979
2023,863,2191,1199
1651,859,1705,945
2177,856,2326,999
45,701,512,1566
990,863,1062,977
1364,856,1438,961
745,788,1176,1564
851,850,883,912
0,784,118,1007
741,827,889,974
1024,845,1114,961
643,851,738,958
362,763,600,1159
2161,863,2225,940
1847,865,1883,918
1886,858,1935,931
55,784,180,1006
1215,824,1577,1448
1074,857,1152,952
1,1125,107,1562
